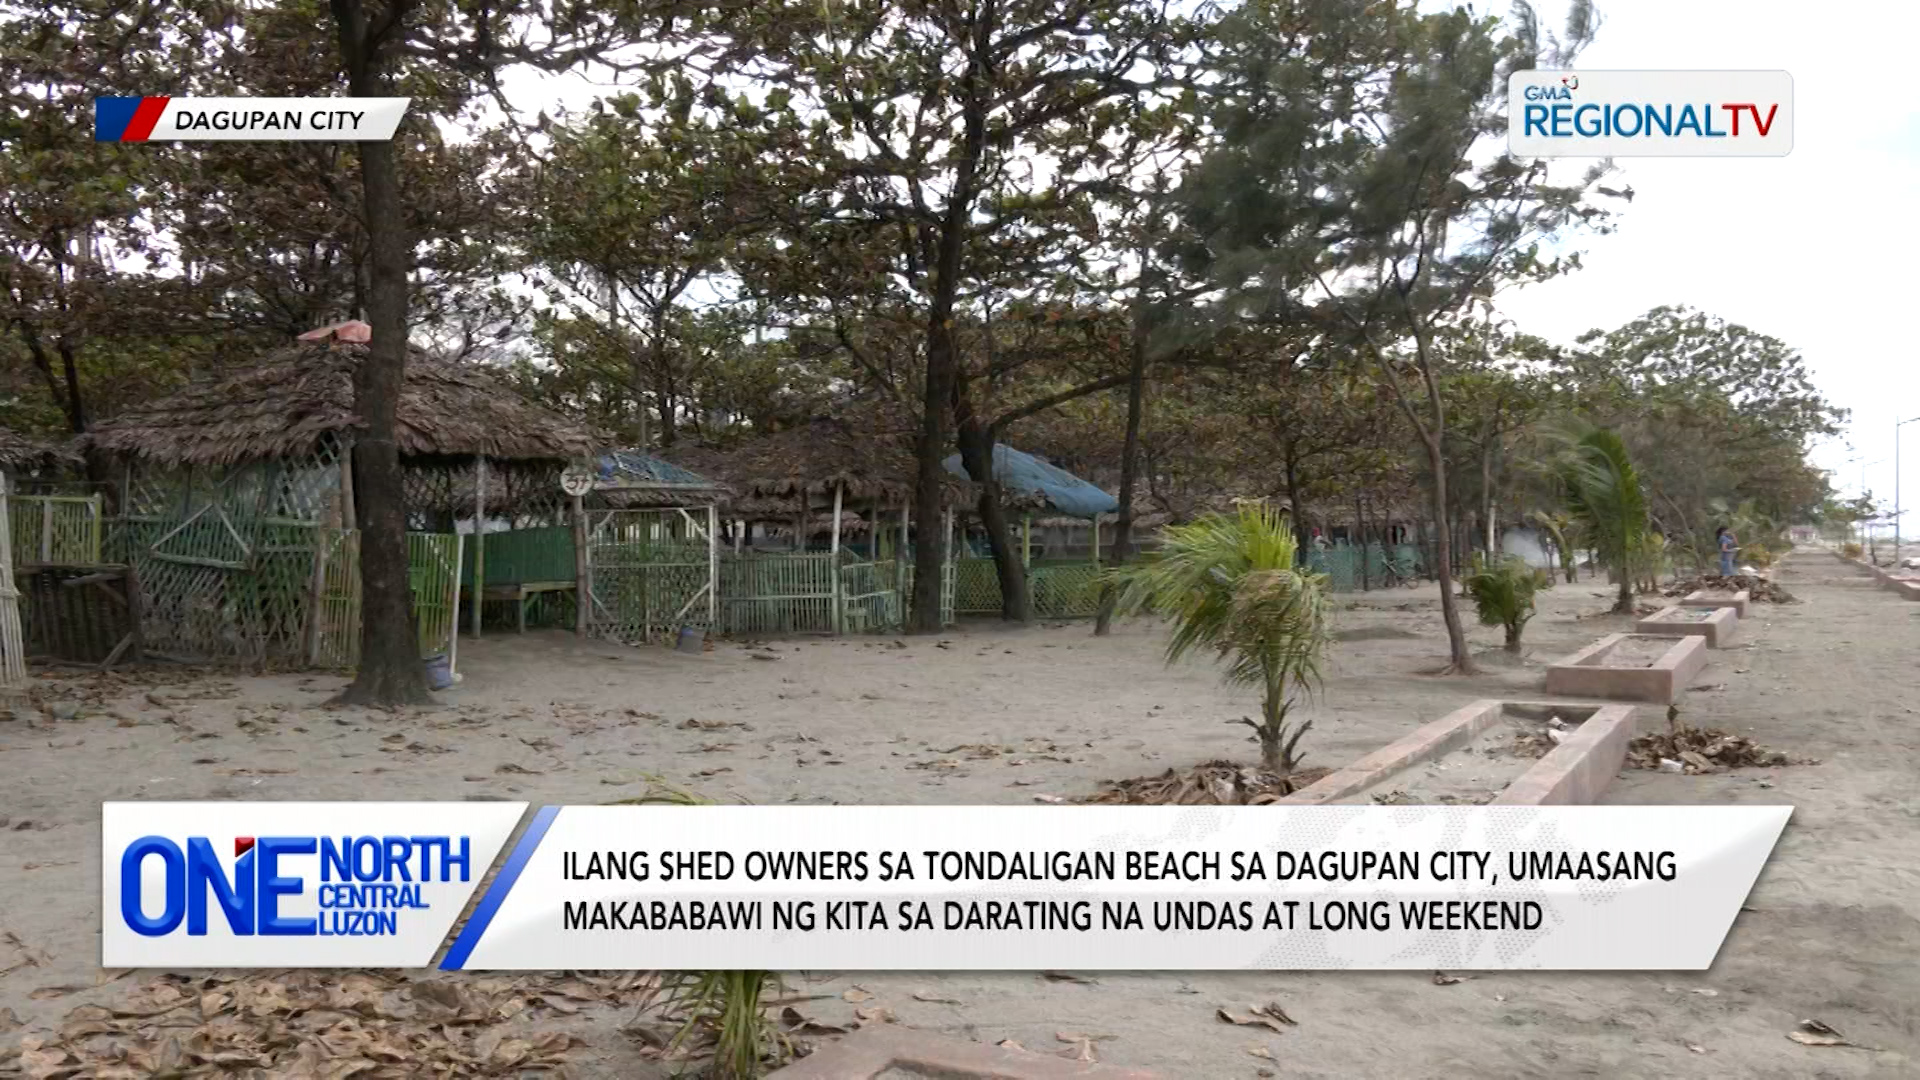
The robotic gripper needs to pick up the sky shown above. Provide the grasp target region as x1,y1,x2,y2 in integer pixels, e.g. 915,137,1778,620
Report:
1491,0,1920,516
493,1,1920,518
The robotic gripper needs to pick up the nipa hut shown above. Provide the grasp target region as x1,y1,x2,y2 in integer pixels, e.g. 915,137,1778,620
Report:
81,332,606,669
660,416,968,633
569,449,730,644
0,427,84,691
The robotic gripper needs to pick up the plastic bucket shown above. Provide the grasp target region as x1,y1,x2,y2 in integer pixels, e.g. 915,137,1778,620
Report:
424,654,456,691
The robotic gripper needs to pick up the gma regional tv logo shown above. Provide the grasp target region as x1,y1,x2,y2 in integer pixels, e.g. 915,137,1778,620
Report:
1508,70,1793,157
94,97,410,142
102,802,523,968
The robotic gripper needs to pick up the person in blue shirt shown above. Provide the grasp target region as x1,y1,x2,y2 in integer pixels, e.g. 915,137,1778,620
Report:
1715,526,1738,577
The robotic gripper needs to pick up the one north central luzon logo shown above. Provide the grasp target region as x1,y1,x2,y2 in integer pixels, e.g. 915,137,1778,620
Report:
1521,77,1781,140
119,834,471,938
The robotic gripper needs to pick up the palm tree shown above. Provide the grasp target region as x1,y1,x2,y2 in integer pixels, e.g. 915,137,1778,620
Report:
613,779,785,1079
1111,502,1332,774
1555,425,1649,615
1464,554,1545,653
1529,509,1581,583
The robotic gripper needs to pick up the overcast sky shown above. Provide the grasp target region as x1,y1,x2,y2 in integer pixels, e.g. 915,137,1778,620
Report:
1495,0,1920,516
498,1,1917,516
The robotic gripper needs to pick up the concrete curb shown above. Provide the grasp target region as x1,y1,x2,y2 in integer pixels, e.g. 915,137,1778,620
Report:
1544,633,1708,704
765,1027,1161,1079
1283,699,1635,806
1679,588,1750,618
1634,604,1739,647
1836,552,1920,599
1494,704,1636,806
1280,697,1509,804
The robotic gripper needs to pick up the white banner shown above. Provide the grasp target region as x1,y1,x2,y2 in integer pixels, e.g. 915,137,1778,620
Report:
442,805,1790,971
1508,71,1793,157
102,802,524,968
94,97,410,142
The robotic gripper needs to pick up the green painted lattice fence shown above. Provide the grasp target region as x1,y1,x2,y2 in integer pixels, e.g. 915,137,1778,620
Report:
1303,543,1423,592
953,558,1103,618
9,495,103,567
587,509,715,643
309,531,460,668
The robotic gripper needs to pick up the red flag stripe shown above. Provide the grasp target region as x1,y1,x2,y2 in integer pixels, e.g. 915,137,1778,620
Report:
123,96,170,141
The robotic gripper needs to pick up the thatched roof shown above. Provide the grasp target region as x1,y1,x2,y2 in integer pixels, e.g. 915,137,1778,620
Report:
83,343,603,467
0,427,79,471
661,417,969,510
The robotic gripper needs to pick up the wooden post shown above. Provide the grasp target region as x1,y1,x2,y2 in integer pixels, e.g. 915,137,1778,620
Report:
830,482,843,634
943,506,955,627
707,503,718,630
571,494,589,637
470,456,485,639
304,511,334,666
1021,514,1032,568
38,499,52,564
447,532,462,677
339,444,357,529
897,502,909,626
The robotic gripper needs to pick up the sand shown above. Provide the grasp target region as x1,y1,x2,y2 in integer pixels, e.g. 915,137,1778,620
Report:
1597,636,1679,667
2,549,1917,1077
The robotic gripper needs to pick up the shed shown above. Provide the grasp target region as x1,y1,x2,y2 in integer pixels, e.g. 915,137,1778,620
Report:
81,334,605,667
660,416,965,633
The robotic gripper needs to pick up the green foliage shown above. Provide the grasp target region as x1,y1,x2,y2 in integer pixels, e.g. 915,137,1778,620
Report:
1112,502,1331,773
1555,425,1649,613
610,778,786,1079
663,971,785,1080
1529,510,1582,583
1464,554,1545,653
1553,306,1845,563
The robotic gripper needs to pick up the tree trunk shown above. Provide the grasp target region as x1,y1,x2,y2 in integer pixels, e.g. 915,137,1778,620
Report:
955,415,1030,622
1613,541,1635,614
908,34,990,633
1504,622,1522,654
1282,444,1305,546
1480,438,1498,554
331,0,431,706
1354,490,1369,591
1423,437,1476,673
1095,303,1150,636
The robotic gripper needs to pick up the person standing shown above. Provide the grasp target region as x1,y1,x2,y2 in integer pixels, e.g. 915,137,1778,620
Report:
1716,526,1738,577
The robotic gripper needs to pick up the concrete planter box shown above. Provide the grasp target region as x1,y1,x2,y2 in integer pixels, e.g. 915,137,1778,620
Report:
1634,604,1739,648
1875,567,1920,599
1680,588,1749,618
1282,699,1636,807
1544,633,1708,704
1837,552,1920,599
766,1028,1160,1079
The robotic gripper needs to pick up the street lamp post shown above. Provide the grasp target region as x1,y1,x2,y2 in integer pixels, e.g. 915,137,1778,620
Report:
1899,416,1920,563
1847,455,1887,553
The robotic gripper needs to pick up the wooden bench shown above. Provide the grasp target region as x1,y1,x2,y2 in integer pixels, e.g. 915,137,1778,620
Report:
480,580,575,633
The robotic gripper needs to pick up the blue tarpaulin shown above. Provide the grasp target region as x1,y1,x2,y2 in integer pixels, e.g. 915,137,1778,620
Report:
942,444,1118,519
596,449,721,489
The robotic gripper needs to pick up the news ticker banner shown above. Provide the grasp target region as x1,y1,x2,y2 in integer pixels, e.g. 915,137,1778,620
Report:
1509,70,1794,157
95,98,410,142
104,802,1790,971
